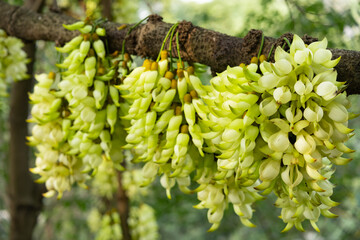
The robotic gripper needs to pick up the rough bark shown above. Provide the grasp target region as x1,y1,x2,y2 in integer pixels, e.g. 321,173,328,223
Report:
1,1,360,94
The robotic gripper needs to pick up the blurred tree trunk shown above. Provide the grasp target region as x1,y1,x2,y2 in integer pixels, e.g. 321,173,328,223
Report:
104,0,132,235
117,171,131,240
8,1,45,240
98,0,132,238
99,1,132,238
8,41,44,240
101,0,112,21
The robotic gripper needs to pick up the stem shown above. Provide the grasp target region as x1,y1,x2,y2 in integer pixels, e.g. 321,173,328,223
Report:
156,23,178,62
283,37,291,49
121,16,149,58
168,22,179,71
267,44,275,60
257,33,265,59
176,31,183,68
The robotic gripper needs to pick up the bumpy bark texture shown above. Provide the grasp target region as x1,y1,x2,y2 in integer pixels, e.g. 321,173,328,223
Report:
1,1,360,94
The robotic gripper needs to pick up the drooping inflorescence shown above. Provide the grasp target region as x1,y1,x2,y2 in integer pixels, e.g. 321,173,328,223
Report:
28,18,159,240
28,19,127,198
26,17,356,233
0,29,28,96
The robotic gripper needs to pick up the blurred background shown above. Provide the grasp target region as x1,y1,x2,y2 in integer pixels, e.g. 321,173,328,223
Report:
1,0,360,239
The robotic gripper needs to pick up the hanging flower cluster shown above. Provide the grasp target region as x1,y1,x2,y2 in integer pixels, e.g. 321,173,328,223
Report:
0,29,29,96
119,34,354,232
28,20,126,198
255,36,350,232
28,19,159,239
28,18,355,233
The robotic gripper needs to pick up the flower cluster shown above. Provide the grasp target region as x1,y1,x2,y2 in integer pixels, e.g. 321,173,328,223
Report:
254,35,350,232
119,35,354,232
29,20,126,198
29,20,355,233
30,20,159,239
0,29,28,96
119,52,211,200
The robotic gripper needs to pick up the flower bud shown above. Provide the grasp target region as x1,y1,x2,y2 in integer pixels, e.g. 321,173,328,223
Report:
304,104,323,122
81,107,96,122
259,98,278,116
274,59,292,75
313,49,332,64
79,40,90,61
95,28,106,36
258,73,278,89
189,75,207,97
153,109,174,134
294,134,313,154
294,80,306,95
145,111,157,136
109,86,120,106
160,174,175,199
93,39,106,59
142,162,159,179
294,48,312,65
184,102,196,126
259,159,280,181
153,89,176,112
164,115,183,148
273,87,291,104
327,101,348,123
268,131,289,152
72,85,88,100
55,35,83,53
177,74,187,104
79,25,92,34
93,80,107,109
316,81,337,100
63,21,85,30
85,56,96,82
106,104,117,133
144,66,158,92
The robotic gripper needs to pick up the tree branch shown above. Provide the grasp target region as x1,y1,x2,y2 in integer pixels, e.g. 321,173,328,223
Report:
1,1,360,94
